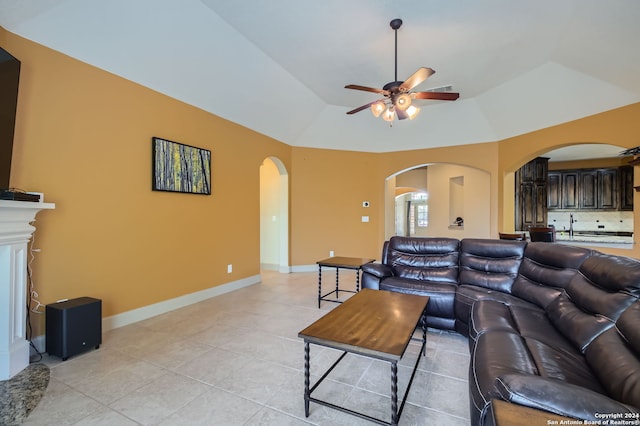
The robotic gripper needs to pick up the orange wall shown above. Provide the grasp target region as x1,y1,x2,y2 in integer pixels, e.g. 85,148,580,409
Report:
288,143,501,265
2,30,291,334
290,147,381,264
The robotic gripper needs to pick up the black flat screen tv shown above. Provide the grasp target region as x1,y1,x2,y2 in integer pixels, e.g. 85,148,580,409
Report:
0,46,21,191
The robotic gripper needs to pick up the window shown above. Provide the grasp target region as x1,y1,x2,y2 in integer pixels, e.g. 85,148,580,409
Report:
417,204,428,227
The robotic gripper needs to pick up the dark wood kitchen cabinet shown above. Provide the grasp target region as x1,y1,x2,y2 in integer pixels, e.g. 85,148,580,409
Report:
562,171,580,209
547,167,626,211
619,166,634,211
579,170,598,209
547,172,561,209
597,168,618,209
516,157,548,230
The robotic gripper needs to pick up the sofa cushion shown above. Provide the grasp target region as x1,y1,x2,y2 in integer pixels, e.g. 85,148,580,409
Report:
459,238,526,293
469,330,538,424
455,239,527,335
380,277,457,329
455,285,532,336
511,242,591,308
469,299,604,392
470,307,608,425
547,253,640,353
469,300,590,362
386,236,459,284
585,302,640,409
469,299,542,341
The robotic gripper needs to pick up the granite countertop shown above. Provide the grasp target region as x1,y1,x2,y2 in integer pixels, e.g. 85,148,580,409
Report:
555,233,634,244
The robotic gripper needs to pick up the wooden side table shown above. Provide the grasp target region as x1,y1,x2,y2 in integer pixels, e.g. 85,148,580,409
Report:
491,399,576,426
316,256,374,308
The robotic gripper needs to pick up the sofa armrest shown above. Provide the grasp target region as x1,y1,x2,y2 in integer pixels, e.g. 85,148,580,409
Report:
361,263,394,290
495,374,640,421
361,263,394,279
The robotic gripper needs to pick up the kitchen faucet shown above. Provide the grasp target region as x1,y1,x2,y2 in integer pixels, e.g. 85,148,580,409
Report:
569,213,574,237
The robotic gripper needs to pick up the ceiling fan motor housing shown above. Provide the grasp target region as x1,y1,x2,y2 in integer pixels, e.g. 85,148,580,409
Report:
390,18,403,30
382,81,404,92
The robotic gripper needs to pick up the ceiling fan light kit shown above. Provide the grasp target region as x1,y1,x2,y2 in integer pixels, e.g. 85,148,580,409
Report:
395,93,412,111
345,18,459,125
371,101,386,117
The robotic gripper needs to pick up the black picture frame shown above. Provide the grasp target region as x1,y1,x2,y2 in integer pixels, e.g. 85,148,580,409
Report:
152,137,211,195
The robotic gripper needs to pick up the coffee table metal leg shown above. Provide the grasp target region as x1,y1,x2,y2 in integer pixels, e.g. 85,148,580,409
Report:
335,267,339,299
391,361,399,425
304,342,310,417
422,311,427,356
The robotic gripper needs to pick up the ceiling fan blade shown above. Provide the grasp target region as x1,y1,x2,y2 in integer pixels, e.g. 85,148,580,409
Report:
399,67,435,92
346,100,382,115
412,91,460,101
345,84,389,96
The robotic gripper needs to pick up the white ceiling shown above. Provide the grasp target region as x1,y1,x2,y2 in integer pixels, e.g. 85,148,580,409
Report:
1,0,639,155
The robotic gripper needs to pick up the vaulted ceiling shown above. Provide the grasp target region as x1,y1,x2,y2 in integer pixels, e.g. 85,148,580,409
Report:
1,0,639,153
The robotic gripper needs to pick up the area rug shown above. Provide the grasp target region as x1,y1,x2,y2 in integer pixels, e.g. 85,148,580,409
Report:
0,363,50,425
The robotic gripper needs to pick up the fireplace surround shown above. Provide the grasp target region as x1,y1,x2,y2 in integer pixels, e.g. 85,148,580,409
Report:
0,199,54,380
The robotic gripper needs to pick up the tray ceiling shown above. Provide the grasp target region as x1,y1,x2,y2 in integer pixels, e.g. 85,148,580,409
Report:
1,0,639,153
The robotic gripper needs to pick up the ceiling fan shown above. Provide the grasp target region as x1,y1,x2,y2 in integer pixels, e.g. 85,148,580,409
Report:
345,18,459,123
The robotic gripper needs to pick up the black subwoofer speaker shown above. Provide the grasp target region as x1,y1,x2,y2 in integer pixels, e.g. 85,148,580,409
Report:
46,297,102,360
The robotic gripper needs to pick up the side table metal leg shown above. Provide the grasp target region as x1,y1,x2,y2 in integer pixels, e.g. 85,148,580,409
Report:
304,342,310,417
318,265,322,308
356,268,360,292
391,361,399,425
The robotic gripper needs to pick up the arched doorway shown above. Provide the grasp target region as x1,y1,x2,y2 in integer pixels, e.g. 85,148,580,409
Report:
385,163,491,240
504,142,633,234
260,157,289,272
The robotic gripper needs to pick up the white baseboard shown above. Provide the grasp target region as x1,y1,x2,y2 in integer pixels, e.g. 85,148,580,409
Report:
261,263,293,273
30,335,46,355
30,275,260,355
102,274,261,332
29,275,262,354
290,264,317,273
279,265,291,273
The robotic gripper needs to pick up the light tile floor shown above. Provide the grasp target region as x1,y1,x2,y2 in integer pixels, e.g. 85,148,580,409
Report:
25,271,470,425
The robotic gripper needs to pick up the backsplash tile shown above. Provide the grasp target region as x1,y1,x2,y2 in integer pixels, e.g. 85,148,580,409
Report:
548,211,634,233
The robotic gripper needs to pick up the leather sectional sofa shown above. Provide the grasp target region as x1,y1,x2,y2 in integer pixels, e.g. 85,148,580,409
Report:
361,236,640,425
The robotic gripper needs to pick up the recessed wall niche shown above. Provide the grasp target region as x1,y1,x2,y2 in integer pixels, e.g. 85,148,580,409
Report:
449,176,464,228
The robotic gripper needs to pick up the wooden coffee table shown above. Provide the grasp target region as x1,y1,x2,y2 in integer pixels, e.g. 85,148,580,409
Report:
298,289,429,425
316,256,375,308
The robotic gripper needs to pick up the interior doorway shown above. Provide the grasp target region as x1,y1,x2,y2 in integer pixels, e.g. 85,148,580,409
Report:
385,163,490,240
260,157,289,272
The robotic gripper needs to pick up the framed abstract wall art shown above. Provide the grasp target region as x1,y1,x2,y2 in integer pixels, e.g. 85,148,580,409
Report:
152,137,211,195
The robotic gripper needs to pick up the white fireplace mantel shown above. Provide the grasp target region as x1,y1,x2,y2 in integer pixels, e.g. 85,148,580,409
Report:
0,199,55,381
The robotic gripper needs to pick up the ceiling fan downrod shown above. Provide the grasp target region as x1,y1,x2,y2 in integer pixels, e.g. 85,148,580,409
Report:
390,18,402,83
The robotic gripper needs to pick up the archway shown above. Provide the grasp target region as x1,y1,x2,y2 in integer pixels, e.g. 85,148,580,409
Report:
385,163,491,240
502,142,632,233
260,157,289,272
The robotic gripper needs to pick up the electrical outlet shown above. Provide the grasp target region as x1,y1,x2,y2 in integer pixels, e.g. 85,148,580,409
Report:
227,264,233,273
329,250,334,257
